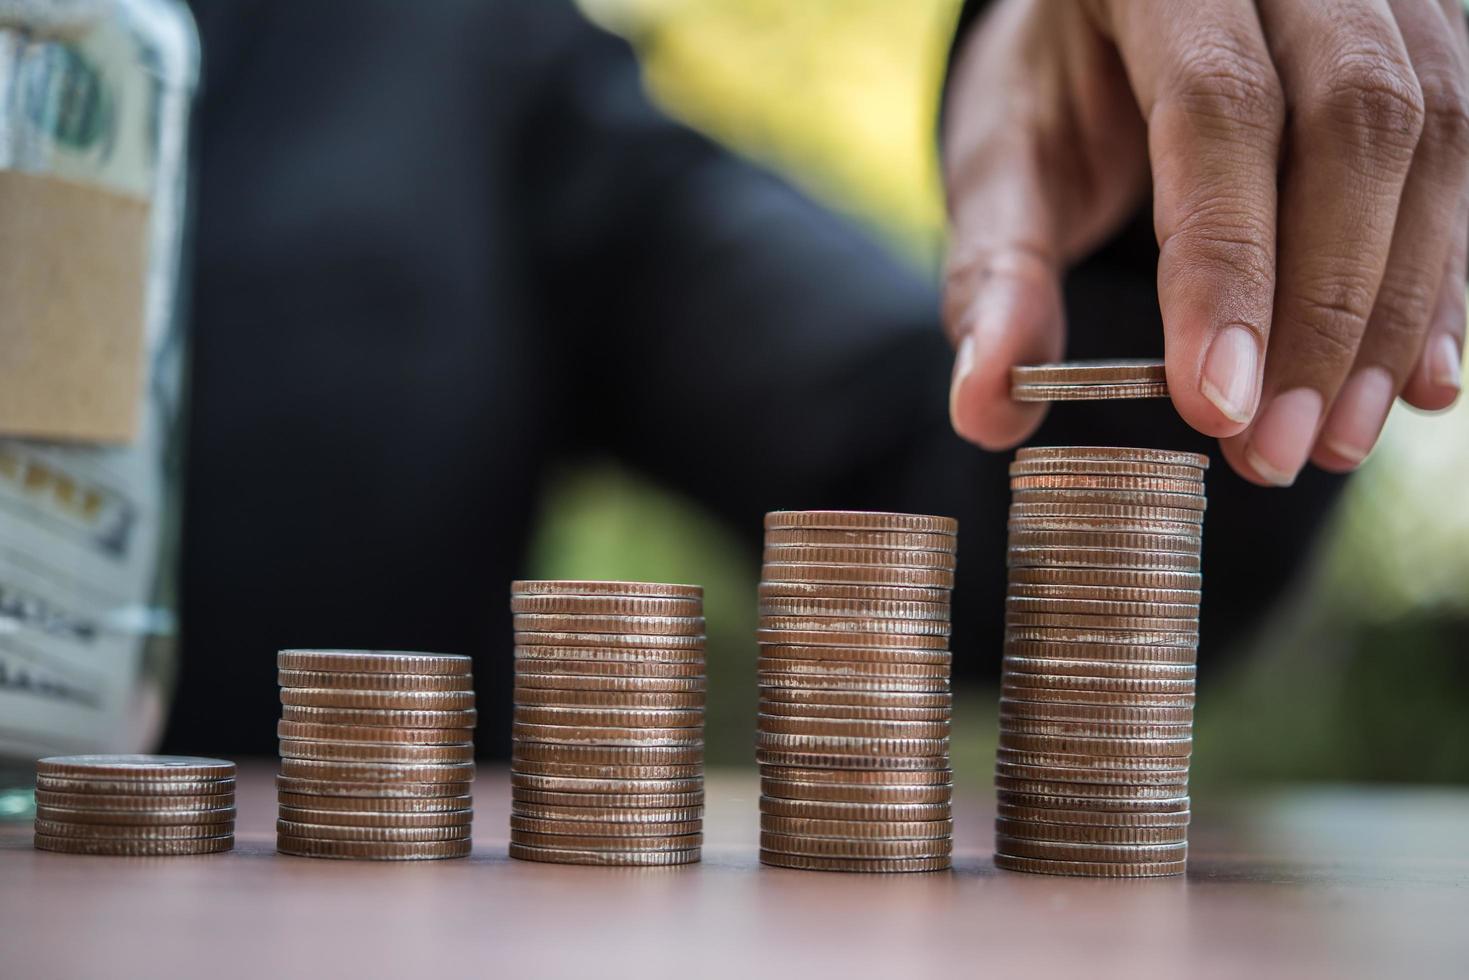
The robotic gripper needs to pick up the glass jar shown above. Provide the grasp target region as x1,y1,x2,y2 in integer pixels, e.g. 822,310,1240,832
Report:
0,0,197,817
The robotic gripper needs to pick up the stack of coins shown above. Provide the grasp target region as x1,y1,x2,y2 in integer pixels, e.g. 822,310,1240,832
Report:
757,511,957,873
995,446,1204,877
509,581,706,867
33,755,236,856
1011,359,1169,402
275,649,476,861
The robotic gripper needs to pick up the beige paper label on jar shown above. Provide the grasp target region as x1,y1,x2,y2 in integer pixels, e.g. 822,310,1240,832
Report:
0,170,149,443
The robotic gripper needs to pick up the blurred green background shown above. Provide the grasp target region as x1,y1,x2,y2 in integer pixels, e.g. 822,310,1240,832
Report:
531,0,1469,787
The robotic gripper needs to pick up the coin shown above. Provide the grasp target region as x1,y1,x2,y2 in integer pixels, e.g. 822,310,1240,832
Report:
1002,684,1194,708
512,706,703,729
1012,383,1171,401
994,777,1188,799
758,715,949,739
511,723,703,747
512,789,703,809
764,511,957,535
1008,518,1202,541
34,790,236,811
276,836,472,860
275,776,473,798
995,834,1187,862
511,580,702,600
1002,657,1196,680
757,732,948,756
761,765,951,785
1011,360,1167,386
999,698,1194,723
996,752,1191,775
509,773,703,794
1004,613,1200,634
762,546,956,570
760,688,952,709
36,755,235,781
1017,446,1208,468
280,705,477,728
993,854,1185,877
277,806,473,827
757,657,949,679
758,851,949,873
998,732,1193,758
35,834,234,856
1008,548,1201,572
1011,489,1207,510
509,761,702,781
1005,596,1199,619
762,529,957,552
759,597,952,621
279,688,477,711
1003,639,1196,664
514,631,706,650
508,843,700,866
1007,531,1201,557
994,818,1187,845
1007,582,1200,604
510,816,702,837
278,739,475,764
277,720,472,744
35,804,236,826
509,830,702,851
760,781,951,806
1010,502,1204,524
758,699,949,721
276,820,471,842
510,595,703,616
996,803,1190,827
759,673,950,694
759,616,952,637
759,643,952,666
514,687,705,709
510,742,703,766
759,582,953,603
1003,628,1196,648
276,669,473,692
33,819,235,840
996,790,1190,812
1002,672,1194,693
1000,718,1191,739
276,792,473,812
278,759,475,783
515,675,706,696
34,776,235,796
513,613,706,636
1012,473,1203,494
1009,459,1201,480
759,833,951,859
277,650,471,675
760,815,952,840
513,644,704,665
761,563,956,589
755,750,949,771
758,796,951,820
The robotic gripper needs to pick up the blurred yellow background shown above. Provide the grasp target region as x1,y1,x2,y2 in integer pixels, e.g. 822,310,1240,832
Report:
535,0,1469,784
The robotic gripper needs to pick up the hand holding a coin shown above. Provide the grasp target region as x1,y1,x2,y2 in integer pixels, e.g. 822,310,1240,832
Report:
942,0,1469,485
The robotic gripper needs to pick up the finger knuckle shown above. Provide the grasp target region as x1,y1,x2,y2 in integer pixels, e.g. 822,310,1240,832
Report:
1173,43,1285,137
1291,273,1379,360
1172,215,1276,296
1417,70,1469,164
1309,53,1425,156
1370,276,1439,345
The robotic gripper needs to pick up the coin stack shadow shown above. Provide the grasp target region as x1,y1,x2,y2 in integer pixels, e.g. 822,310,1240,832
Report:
33,755,236,856
757,511,957,873
995,446,1205,877
275,649,476,860
509,581,706,867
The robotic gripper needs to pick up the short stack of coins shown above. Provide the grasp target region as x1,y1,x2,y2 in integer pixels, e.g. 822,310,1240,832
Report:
757,510,957,873
275,649,476,861
996,445,1205,877
509,580,706,867
33,755,236,856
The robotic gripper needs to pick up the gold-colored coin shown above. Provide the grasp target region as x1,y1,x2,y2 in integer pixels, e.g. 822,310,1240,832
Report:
276,792,472,812
510,723,703,747
276,836,471,860
1010,489,1206,510
757,657,949,677
509,830,702,851
1011,474,1202,494
34,790,235,811
759,815,952,840
758,797,951,821
514,631,706,650
757,732,949,756
35,834,234,856
996,803,1190,826
509,772,703,794
277,650,471,675
36,755,235,781
1010,383,1174,405
512,705,703,729
513,687,705,710
34,776,235,796
758,699,949,722
1005,596,1200,619
276,806,473,827
275,775,473,799
35,805,235,827
762,529,957,552
33,819,235,840
763,511,958,535
278,739,474,764
276,669,473,691
279,688,476,711
276,720,472,744
759,597,952,621
277,759,476,783
509,816,702,838
759,832,951,859
510,803,703,824
1010,502,1203,524
993,853,1186,877
759,850,950,873
995,834,1188,863
280,705,477,729
760,780,953,806
512,613,706,636
759,582,953,603
996,790,1190,812
761,546,956,571
757,715,949,739
1008,458,1201,480
761,562,956,589
995,818,1187,845
277,820,471,842
1003,657,1196,680
510,742,703,766
999,732,1192,759
760,766,952,785
760,688,952,709
759,643,952,666
510,594,702,617
508,843,700,866
996,752,1190,775
759,616,952,638
509,761,702,782
755,750,949,771
510,580,702,600
511,789,704,809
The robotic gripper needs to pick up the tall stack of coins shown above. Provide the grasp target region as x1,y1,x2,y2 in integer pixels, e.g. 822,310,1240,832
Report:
995,446,1204,877
509,581,706,867
33,755,236,856
276,649,476,861
758,511,957,873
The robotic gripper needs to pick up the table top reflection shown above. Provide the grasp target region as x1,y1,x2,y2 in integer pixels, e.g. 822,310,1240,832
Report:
1,764,1466,979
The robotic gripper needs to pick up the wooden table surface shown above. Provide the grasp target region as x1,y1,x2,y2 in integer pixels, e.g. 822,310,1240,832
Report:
2,763,1466,979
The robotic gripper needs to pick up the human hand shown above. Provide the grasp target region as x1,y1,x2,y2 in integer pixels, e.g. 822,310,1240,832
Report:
942,0,1469,484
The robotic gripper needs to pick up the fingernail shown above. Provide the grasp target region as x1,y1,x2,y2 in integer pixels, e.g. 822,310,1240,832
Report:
1243,387,1323,487
1320,367,1395,467
1200,325,1260,424
950,333,976,425
1428,334,1463,391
